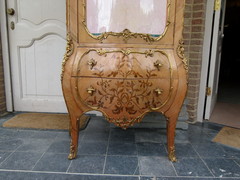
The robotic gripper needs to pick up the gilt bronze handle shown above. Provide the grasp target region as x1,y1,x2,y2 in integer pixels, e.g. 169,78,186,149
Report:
155,88,163,95
87,86,96,95
88,58,97,70
154,60,162,71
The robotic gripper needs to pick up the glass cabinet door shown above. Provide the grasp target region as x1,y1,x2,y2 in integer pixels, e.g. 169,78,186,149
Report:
86,0,168,37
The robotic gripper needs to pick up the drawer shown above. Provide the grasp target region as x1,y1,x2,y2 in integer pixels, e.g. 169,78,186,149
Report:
73,49,172,79
74,77,173,116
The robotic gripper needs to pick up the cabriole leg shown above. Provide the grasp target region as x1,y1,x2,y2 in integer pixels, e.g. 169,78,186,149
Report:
68,116,80,160
167,116,177,162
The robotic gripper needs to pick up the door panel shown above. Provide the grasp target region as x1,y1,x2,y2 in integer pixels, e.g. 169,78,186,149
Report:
7,0,67,112
20,35,65,98
204,0,226,119
18,0,65,25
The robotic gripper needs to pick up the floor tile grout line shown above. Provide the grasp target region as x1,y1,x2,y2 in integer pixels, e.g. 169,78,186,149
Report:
3,169,238,179
102,127,111,174
66,159,73,173
134,129,140,176
163,142,178,177
190,142,215,177
66,130,76,173
0,138,24,168
233,159,240,169
0,151,14,167
30,151,47,171
66,125,86,173
0,169,239,180
0,169,142,177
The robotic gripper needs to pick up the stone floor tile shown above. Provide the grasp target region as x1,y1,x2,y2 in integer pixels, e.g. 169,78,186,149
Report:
0,139,23,151
137,143,167,157
221,145,240,159
108,142,137,156
139,156,176,176
0,152,43,170
234,158,240,166
78,141,108,155
0,152,11,164
0,171,139,180
173,157,213,177
192,143,227,158
203,158,240,177
33,153,70,172
68,155,105,174
174,130,190,144
55,131,72,140
104,155,139,175
85,117,110,132
141,177,235,180
135,129,163,143
83,131,110,142
47,139,70,154
31,130,58,139
175,143,199,158
14,129,36,138
16,139,53,152
109,129,135,143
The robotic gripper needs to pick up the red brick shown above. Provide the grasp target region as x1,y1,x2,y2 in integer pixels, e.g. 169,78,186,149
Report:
189,59,202,66
193,12,205,18
192,19,204,25
183,33,191,39
191,33,204,39
191,26,204,33
186,0,194,4
189,46,203,53
190,40,203,45
188,78,201,85
184,12,192,19
188,84,200,91
187,104,198,111
193,4,205,11
185,5,193,12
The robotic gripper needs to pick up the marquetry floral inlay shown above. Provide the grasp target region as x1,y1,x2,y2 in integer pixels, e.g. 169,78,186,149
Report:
76,50,173,128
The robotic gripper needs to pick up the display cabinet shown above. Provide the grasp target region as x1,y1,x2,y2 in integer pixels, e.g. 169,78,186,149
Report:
62,0,188,161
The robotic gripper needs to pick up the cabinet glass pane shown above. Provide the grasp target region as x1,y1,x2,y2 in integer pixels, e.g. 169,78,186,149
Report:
86,0,167,36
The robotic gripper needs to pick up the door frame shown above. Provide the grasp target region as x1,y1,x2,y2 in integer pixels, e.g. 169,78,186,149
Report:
197,0,226,122
0,0,13,112
197,0,215,122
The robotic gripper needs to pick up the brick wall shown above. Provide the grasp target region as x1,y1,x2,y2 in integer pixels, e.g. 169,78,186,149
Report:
0,32,7,116
183,0,207,122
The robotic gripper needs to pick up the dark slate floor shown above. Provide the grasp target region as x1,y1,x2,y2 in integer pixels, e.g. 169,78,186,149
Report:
0,113,240,180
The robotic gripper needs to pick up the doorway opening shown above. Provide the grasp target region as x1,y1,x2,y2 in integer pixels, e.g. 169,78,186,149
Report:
209,0,240,128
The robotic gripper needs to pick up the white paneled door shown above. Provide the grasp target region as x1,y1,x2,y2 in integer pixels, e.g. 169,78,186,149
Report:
204,0,226,119
6,0,67,112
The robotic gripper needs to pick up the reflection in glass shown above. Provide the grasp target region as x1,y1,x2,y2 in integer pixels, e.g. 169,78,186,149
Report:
87,0,167,36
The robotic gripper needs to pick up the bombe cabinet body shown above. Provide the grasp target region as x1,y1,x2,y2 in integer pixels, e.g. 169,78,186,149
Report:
62,0,188,161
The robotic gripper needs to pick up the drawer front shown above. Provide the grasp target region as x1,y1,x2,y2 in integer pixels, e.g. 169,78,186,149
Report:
74,77,174,127
74,49,172,79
